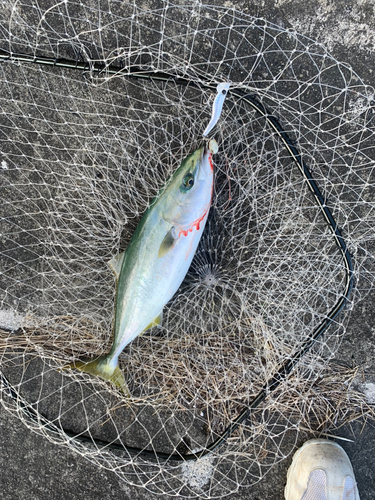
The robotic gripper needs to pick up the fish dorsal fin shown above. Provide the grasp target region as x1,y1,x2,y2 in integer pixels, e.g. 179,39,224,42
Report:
108,251,126,280
158,226,178,258
142,310,163,335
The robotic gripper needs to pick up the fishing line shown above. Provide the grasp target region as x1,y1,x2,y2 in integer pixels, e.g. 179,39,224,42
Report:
0,49,354,462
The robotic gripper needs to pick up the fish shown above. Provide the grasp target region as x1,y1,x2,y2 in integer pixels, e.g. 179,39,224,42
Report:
67,140,217,395
202,82,231,137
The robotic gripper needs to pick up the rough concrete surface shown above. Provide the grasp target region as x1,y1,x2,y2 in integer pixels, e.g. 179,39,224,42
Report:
2,0,375,499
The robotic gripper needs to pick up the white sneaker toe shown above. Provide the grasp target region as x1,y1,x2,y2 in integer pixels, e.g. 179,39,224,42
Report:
284,439,360,500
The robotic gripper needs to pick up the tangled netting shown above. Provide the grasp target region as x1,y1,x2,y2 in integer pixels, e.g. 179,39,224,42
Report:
1,1,375,498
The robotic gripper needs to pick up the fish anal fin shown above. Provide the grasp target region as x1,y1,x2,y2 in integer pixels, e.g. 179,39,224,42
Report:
108,251,126,280
142,310,163,334
158,226,178,258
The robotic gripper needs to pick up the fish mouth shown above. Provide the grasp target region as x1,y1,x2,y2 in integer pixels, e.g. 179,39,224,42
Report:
197,146,213,181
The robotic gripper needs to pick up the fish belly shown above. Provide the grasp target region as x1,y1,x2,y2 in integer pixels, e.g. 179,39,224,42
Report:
110,208,207,358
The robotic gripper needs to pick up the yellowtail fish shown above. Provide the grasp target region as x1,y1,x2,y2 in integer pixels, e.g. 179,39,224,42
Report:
67,140,217,395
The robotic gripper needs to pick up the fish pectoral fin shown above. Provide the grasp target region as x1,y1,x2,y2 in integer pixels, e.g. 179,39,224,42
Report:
158,226,178,258
108,251,126,279
142,309,163,334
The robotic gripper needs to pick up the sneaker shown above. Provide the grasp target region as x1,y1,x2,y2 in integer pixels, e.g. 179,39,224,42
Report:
284,439,360,500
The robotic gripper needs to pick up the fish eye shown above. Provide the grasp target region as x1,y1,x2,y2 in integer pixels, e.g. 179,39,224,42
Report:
222,89,227,95
183,173,195,190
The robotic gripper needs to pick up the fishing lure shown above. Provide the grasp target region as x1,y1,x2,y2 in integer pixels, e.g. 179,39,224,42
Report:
202,82,231,137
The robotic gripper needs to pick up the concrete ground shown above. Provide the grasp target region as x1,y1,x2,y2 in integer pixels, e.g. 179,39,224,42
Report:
2,0,375,499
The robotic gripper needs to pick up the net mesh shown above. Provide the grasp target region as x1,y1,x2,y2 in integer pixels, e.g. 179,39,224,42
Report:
302,470,326,500
0,2,374,498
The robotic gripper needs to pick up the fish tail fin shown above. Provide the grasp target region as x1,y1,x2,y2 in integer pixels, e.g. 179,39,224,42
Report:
64,356,130,397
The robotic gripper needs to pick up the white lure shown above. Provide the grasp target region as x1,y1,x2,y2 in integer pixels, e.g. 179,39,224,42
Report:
202,82,231,137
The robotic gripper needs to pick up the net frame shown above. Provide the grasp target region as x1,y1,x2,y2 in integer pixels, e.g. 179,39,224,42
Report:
0,51,354,458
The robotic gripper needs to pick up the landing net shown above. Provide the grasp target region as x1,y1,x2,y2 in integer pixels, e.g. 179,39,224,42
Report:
1,2,375,498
